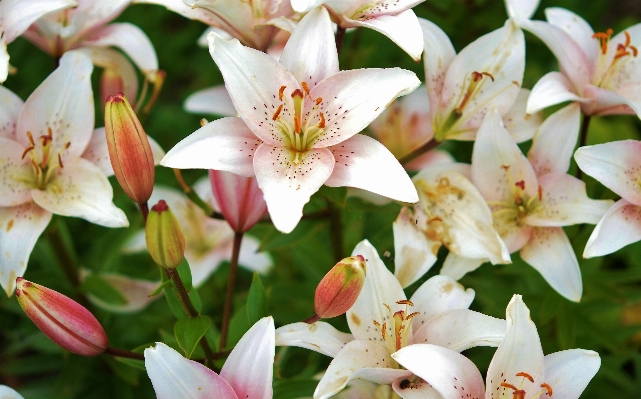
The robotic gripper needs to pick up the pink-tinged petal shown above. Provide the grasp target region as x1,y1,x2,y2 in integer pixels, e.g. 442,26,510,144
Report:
325,135,418,203
520,227,583,302
418,18,455,111
186,237,232,287
519,19,592,89
253,145,334,233
413,309,506,351
583,199,641,258
437,20,524,139
574,140,641,205
145,342,238,399
133,0,221,26
348,240,407,341
502,89,543,143
527,173,613,226
221,317,274,399
309,68,420,148
209,170,268,233
392,344,485,399
31,158,128,228
345,10,423,61
543,349,600,399
208,32,300,146
81,270,160,313
405,149,454,172
17,51,94,159
83,22,158,73
0,85,22,139
486,295,544,398
275,321,355,358
291,0,325,13
527,72,589,114
78,47,138,103
582,84,639,117
528,103,580,175
0,0,76,43
392,379,442,399
334,379,379,399
545,7,597,64
67,0,129,37
0,137,33,207
0,203,52,297
161,117,261,177
393,207,438,288
0,39,8,83
184,86,237,117
501,223,532,254
279,7,338,86
505,0,540,21
409,275,474,333
315,340,411,399
0,385,24,399
472,109,539,202
440,253,485,280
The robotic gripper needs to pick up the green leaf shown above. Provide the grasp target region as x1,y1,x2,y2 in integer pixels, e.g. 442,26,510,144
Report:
189,286,203,313
273,379,318,399
318,185,347,207
174,316,211,359
227,304,250,349
148,279,172,297
162,269,188,319
81,274,127,306
176,258,193,291
247,272,269,325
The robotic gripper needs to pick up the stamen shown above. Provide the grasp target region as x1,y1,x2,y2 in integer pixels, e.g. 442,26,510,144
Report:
22,145,35,159
315,97,322,105
516,372,534,383
625,31,631,47
396,300,414,306
318,112,325,128
272,104,283,120
406,312,420,319
540,383,553,396
301,82,311,98
538,185,543,201
26,131,35,146
631,45,638,56
381,322,387,339
58,154,64,168
278,85,286,101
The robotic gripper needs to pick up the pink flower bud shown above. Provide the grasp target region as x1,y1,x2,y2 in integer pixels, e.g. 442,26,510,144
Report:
209,170,268,232
314,255,367,319
105,92,155,204
15,277,108,356
145,200,186,268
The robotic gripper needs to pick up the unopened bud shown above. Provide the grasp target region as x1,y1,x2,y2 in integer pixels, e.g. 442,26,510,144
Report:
15,277,108,356
314,255,366,319
105,92,155,204
146,200,185,268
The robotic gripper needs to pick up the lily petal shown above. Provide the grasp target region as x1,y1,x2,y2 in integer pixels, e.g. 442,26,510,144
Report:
325,134,418,203
505,0,540,21
527,72,589,114
440,253,485,280
221,317,275,399
0,203,52,297
528,103,580,175
582,83,639,117
543,349,601,399
145,342,238,399
418,18,455,112
275,321,355,357
160,117,261,177
392,378,442,399
0,137,33,207
68,0,129,38
520,227,583,302
82,270,160,313
393,206,438,288
184,86,237,117
545,7,597,64
502,88,543,143
583,199,641,258
0,0,75,43
0,385,24,399
31,158,128,228
77,47,138,104
0,85,23,139
409,275,475,332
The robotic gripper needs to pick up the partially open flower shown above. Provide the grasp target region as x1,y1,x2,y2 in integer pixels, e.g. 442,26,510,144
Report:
314,255,367,320
15,277,108,356
145,200,186,268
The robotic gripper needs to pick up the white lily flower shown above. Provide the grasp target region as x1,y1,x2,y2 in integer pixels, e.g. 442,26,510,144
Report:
275,240,507,398
0,385,24,399
393,294,600,399
470,107,612,301
0,51,128,297
161,7,419,233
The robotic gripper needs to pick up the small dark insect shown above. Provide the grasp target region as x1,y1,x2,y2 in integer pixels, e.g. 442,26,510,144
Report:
399,379,411,389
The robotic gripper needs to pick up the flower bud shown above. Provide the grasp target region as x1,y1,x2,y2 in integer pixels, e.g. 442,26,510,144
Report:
209,170,268,232
146,200,186,268
105,92,155,204
15,277,108,356
314,255,366,319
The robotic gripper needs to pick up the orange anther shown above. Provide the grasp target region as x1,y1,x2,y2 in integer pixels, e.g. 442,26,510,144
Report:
315,97,323,105
58,153,64,168
540,383,553,396
318,112,325,128
272,104,283,120
301,82,311,97
372,320,380,327
502,165,510,171
278,85,286,101
482,71,495,81
397,300,415,306
631,45,638,57
501,383,518,390
21,145,35,159
624,31,631,47
26,131,35,146
64,142,71,149
538,185,543,201
516,372,534,382
406,312,420,319
381,322,387,339
515,180,525,190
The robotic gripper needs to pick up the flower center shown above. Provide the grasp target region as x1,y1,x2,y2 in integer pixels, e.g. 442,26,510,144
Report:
371,299,419,355
500,372,553,399
415,177,466,250
488,166,542,231
20,128,70,190
372,104,423,158
271,83,326,163
592,29,638,90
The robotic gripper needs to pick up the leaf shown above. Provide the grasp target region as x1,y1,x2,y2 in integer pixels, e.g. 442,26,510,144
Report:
273,379,318,399
227,304,250,349
247,272,269,325
176,258,193,291
81,274,127,306
174,316,211,359
318,185,347,207
148,279,172,297
162,268,188,319
189,286,203,313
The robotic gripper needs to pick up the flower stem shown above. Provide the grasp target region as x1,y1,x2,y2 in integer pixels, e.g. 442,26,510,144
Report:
173,169,224,219
399,139,441,166
47,220,80,290
576,114,591,179
104,347,145,361
302,314,321,324
138,201,149,223
336,26,346,57
219,232,244,350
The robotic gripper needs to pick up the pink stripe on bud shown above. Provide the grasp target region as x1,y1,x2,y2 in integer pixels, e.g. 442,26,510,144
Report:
209,170,267,232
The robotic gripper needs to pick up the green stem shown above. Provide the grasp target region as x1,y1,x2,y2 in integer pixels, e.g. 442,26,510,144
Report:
138,201,149,223
576,114,591,179
336,26,346,57
399,139,442,166
104,347,145,361
219,232,244,350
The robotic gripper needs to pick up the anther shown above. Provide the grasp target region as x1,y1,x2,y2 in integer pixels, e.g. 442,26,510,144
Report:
315,97,322,105
516,372,534,382
515,180,525,190
406,312,420,319
22,145,35,159
301,82,311,98
58,154,64,168
538,185,543,201
625,31,631,47
318,112,325,128
631,45,638,56
272,104,283,120
397,300,414,306
26,131,35,146
381,322,387,339
540,383,553,396
279,86,286,101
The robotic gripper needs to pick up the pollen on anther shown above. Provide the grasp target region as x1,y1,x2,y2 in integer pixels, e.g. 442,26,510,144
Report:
397,299,414,306
279,86,286,101
58,154,64,168
272,104,283,120
538,185,543,201
318,112,326,128
516,372,534,382
540,383,553,396
302,82,311,97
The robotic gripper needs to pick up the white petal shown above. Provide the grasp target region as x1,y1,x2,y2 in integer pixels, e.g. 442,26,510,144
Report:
440,253,485,280
0,0,75,43
0,385,25,399
0,137,33,207
409,275,475,332
275,321,355,357
347,240,406,341
405,149,455,172
160,117,261,177
184,86,237,117
221,317,274,399
520,227,583,302
502,88,543,143
418,18,455,112
527,72,588,114
254,145,334,233
68,0,129,38
291,0,325,13
345,10,423,61
82,270,160,313
574,140,641,205
31,158,128,228
279,6,338,86
0,203,52,297
392,379,442,399
17,51,94,159
412,309,506,352
528,103,580,175
543,349,601,399
238,235,272,274
505,0,540,21
393,207,438,288
0,39,8,83
583,199,641,258
392,344,485,399
582,84,639,117
0,85,22,139
145,342,238,399
545,7,597,63
486,295,544,397
325,135,418,203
